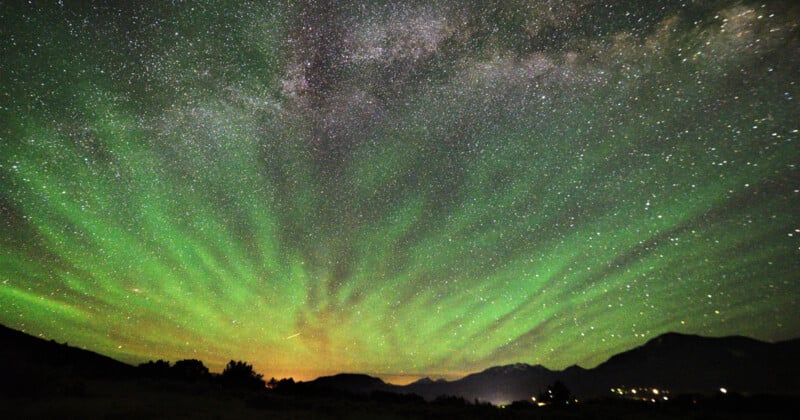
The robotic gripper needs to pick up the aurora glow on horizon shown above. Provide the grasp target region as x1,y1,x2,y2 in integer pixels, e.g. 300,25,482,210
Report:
1,1,798,383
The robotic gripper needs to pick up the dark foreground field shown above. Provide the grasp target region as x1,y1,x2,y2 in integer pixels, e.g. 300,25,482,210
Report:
2,376,797,420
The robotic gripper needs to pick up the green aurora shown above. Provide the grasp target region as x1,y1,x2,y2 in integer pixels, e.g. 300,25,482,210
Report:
1,1,798,382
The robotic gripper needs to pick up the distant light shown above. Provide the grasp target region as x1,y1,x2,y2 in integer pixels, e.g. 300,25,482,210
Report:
631,389,637,394
652,389,660,395
720,387,728,394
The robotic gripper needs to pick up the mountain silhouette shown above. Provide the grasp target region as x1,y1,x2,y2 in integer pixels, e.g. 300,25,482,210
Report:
0,323,135,379
0,323,136,397
577,332,800,398
409,377,448,386
300,332,800,404
307,373,393,394
1,323,797,405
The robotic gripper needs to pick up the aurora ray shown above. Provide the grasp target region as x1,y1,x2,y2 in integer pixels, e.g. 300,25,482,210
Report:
1,1,798,382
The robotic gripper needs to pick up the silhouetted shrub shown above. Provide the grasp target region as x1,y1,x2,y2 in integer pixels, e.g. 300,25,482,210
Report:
267,377,296,393
219,360,265,390
138,360,171,378
172,359,210,381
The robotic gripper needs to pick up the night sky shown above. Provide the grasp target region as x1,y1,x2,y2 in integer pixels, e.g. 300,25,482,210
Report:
1,1,798,383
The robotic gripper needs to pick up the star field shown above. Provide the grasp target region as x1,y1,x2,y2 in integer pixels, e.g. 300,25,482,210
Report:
1,1,798,383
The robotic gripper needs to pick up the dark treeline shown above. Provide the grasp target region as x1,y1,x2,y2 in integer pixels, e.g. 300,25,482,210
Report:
137,359,265,390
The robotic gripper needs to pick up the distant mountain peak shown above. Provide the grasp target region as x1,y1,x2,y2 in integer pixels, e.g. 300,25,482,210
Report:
307,373,388,394
482,363,548,375
563,364,586,372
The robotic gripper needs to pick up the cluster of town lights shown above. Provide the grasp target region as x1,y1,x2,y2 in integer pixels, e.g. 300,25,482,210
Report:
611,386,670,402
519,385,733,408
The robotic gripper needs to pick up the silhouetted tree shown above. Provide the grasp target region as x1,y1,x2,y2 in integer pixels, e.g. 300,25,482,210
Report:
172,359,210,381
537,380,573,406
268,377,297,393
219,360,265,390
138,360,171,378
